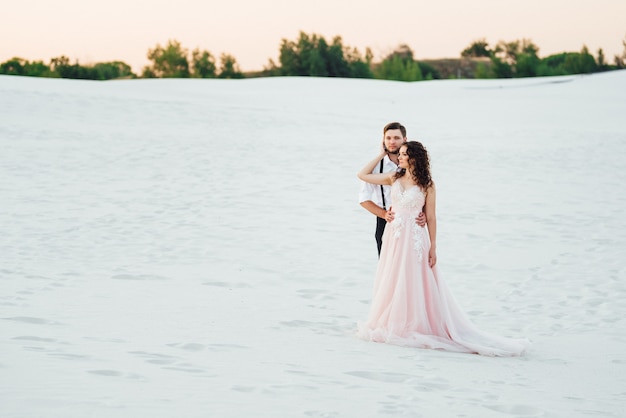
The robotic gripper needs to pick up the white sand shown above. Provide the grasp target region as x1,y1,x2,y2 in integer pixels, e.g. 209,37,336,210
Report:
1,71,625,417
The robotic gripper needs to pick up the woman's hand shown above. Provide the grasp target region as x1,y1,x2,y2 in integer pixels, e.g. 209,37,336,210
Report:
428,247,437,268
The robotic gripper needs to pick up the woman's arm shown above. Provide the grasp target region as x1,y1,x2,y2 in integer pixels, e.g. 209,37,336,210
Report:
357,151,395,185
424,182,437,267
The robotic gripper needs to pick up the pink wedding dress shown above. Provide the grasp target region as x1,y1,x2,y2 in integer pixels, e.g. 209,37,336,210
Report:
358,181,529,356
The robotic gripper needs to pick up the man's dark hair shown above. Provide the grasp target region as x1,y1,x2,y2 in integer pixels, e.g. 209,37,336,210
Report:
383,122,406,138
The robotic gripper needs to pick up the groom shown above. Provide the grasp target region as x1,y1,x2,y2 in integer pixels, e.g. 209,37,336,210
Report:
358,122,426,256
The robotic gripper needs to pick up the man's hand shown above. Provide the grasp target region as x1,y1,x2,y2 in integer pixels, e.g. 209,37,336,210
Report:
388,210,426,225
384,207,395,223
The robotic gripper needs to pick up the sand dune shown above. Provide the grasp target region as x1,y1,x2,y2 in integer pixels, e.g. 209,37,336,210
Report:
1,71,625,417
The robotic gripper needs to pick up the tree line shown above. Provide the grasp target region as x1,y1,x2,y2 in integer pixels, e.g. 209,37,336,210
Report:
460,38,622,78
2,32,625,81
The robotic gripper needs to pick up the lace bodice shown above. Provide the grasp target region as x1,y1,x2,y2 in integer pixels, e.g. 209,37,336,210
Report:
391,182,425,211
389,181,426,260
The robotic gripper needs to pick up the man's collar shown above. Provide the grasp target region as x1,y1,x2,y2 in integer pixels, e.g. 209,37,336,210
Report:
383,154,398,166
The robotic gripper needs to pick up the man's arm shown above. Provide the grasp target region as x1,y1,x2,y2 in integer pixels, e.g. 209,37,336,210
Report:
360,200,386,219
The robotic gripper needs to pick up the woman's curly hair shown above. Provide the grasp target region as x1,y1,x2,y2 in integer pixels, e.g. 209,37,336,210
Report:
395,141,433,189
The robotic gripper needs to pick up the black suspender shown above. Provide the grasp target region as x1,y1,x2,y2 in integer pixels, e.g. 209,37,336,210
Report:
380,159,386,210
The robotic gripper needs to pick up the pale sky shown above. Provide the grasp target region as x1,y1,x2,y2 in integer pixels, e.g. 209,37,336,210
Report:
2,0,625,73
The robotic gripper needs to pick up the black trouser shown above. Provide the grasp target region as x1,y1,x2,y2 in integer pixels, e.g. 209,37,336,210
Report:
375,217,387,257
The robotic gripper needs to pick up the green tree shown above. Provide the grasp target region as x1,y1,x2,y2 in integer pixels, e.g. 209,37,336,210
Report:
538,53,574,76
537,46,605,76
0,57,27,75
596,48,608,71
579,45,597,73
191,49,216,78
218,53,243,79
375,45,423,81
24,60,53,77
326,36,351,77
278,32,330,76
490,39,539,77
277,35,302,75
493,39,538,63
50,56,76,78
516,53,541,77
346,46,374,78
306,36,329,76
141,67,157,78
276,31,372,78
494,40,519,65
562,46,597,74
47,56,134,80
489,56,513,78
143,40,190,78
461,39,491,58
376,55,423,81
0,57,52,76
258,59,280,77
474,62,492,79
415,61,439,80
92,61,135,79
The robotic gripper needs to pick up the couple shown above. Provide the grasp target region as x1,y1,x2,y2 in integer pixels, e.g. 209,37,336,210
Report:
357,122,529,357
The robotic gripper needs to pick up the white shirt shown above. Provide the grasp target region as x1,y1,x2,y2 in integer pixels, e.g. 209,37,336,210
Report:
358,154,398,209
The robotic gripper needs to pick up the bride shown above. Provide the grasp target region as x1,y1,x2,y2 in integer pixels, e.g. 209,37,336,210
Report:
357,141,529,356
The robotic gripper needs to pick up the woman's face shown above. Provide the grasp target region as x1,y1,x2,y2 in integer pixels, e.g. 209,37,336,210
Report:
398,145,409,169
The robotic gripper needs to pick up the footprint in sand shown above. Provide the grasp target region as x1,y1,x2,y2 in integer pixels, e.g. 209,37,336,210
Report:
13,335,58,343
484,404,543,416
87,370,146,380
202,280,250,288
296,288,336,301
88,369,124,377
129,350,178,365
3,316,61,325
344,370,413,384
129,350,211,375
110,274,168,281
